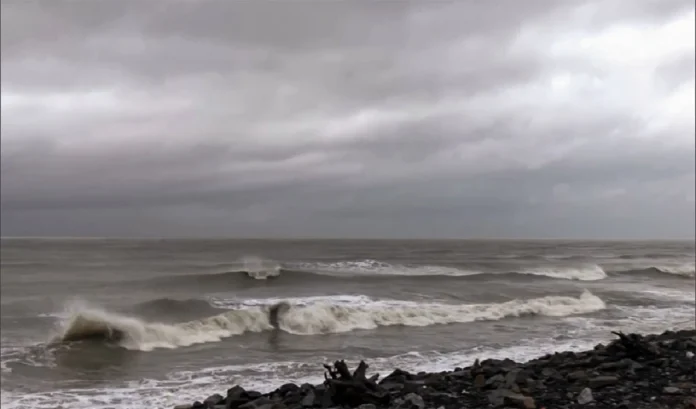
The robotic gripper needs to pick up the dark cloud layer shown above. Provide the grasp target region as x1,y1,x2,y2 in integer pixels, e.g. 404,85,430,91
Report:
1,0,694,239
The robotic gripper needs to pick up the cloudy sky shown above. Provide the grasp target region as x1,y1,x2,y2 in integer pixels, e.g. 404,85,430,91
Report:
1,0,694,239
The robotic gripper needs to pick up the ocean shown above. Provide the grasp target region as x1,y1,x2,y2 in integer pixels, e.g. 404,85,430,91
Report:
0,238,694,409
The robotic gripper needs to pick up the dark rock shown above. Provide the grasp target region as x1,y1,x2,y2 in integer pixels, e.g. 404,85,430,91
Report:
402,379,428,393
488,389,511,406
488,389,535,408
395,393,424,409
540,367,562,381
505,394,535,409
281,393,302,406
204,394,225,407
238,397,274,409
227,386,245,398
243,391,263,401
184,329,696,409
279,384,300,396
448,370,470,379
474,374,485,388
300,391,315,407
380,382,404,393
382,369,411,383
226,397,250,409
318,391,333,409
485,374,505,388
588,375,619,389
567,370,588,382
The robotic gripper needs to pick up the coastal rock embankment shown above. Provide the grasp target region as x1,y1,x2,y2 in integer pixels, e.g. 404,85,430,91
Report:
176,329,696,409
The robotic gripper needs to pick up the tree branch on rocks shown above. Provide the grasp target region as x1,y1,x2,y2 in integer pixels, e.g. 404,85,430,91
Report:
610,331,660,358
323,360,391,406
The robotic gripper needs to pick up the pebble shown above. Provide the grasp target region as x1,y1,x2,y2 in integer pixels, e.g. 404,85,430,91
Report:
588,375,619,389
577,387,593,404
663,386,681,394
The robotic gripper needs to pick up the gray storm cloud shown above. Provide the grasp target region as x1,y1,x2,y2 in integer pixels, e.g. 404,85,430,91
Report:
1,0,694,239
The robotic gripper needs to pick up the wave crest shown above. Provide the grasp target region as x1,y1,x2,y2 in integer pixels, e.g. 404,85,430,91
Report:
653,263,695,278
51,302,271,351
51,291,605,351
518,265,607,281
300,260,482,277
300,260,608,281
278,290,605,334
238,256,281,279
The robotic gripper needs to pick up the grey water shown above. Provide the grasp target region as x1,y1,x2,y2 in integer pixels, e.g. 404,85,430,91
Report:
1,238,694,409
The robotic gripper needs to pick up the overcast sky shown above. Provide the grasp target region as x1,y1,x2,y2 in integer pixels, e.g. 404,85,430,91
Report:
1,0,694,239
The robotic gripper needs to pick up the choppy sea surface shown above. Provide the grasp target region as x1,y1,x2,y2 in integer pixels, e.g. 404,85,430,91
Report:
1,238,694,409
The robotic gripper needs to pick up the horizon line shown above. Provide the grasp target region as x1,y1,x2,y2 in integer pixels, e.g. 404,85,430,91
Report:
1,235,694,242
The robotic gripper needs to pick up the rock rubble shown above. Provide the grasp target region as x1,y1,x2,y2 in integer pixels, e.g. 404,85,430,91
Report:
176,329,696,409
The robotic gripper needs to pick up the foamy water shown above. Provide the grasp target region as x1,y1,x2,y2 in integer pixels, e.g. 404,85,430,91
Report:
48,291,605,351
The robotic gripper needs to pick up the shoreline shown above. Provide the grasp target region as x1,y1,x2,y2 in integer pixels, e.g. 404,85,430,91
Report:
175,329,696,409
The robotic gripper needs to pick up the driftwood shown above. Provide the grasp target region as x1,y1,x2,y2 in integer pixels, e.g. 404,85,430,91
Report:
610,331,660,357
323,360,390,406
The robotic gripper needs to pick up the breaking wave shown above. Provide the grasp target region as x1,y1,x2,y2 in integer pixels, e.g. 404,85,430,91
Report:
518,265,608,281
652,263,695,278
297,260,609,281
140,259,695,289
298,260,482,277
50,291,605,351
51,301,270,351
239,256,281,280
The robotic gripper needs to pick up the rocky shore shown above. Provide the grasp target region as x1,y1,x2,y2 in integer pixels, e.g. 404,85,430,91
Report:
175,329,696,409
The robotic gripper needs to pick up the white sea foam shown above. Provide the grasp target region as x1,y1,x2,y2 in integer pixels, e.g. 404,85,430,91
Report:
241,256,281,279
301,259,611,280
518,264,607,281
277,290,605,335
209,294,381,309
302,259,482,277
637,288,696,304
52,300,271,351
51,291,605,351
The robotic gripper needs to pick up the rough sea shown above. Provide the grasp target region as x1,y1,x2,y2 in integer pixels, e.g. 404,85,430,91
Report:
1,238,694,409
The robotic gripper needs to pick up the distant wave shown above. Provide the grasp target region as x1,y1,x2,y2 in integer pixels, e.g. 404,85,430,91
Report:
238,256,281,280
297,259,483,277
292,260,613,281
139,259,694,289
301,260,695,280
49,291,605,351
616,263,695,278
517,265,607,280
652,263,695,278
